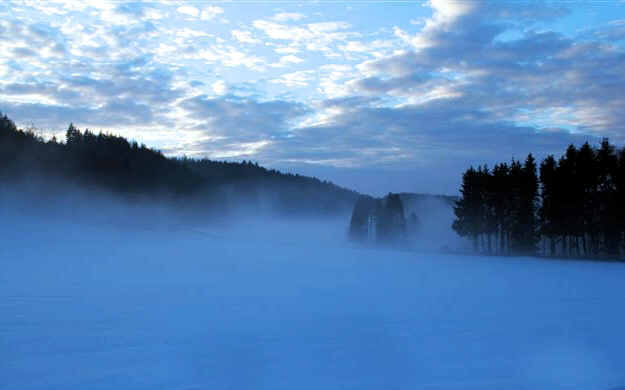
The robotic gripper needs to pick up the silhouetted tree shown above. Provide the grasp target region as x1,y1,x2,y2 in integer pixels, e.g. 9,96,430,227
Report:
453,167,482,251
539,155,558,256
455,140,625,260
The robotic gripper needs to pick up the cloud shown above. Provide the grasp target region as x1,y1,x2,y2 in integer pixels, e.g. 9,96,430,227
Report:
212,80,227,95
174,94,310,159
232,29,260,44
345,1,625,137
270,70,315,88
2,0,624,194
200,5,224,21
252,20,313,41
252,19,357,57
271,54,304,68
274,46,299,55
11,47,37,57
177,6,199,17
181,94,309,140
272,12,305,22
339,41,369,53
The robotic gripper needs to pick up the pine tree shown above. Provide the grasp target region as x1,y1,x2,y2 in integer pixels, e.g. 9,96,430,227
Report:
558,145,580,256
517,154,539,255
492,163,510,255
65,123,81,146
539,155,558,256
453,167,482,251
577,142,598,256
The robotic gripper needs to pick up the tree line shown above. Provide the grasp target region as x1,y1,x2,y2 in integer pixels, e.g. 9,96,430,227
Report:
1,113,357,216
452,139,625,260
349,193,408,244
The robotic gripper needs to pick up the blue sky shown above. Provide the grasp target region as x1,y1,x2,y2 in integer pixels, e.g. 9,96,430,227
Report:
1,0,625,195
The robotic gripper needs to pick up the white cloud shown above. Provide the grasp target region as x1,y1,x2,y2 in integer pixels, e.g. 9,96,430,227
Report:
280,55,304,64
270,70,315,87
272,12,305,22
176,28,212,38
232,29,260,44
251,19,357,58
274,46,299,54
177,6,199,17
307,22,350,34
340,41,369,53
317,64,354,98
212,80,227,95
200,6,224,21
253,20,312,41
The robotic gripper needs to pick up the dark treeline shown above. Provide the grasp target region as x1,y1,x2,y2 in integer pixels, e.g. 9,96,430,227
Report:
349,193,408,244
1,113,357,216
453,140,625,260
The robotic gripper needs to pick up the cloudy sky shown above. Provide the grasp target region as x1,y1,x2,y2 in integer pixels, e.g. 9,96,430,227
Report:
1,0,625,195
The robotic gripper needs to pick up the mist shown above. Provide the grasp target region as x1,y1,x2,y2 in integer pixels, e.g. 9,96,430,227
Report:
3,182,625,390
402,195,470,253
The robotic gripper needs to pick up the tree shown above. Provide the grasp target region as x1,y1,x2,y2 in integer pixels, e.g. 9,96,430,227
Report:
596,139,621,256
453,167,482,251
518,154,539,255
492,163,511,255
65,123,81,146
577,142,598,256
539,155,558,256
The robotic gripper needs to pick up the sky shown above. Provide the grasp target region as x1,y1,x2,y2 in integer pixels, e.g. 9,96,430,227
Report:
1,0,625,196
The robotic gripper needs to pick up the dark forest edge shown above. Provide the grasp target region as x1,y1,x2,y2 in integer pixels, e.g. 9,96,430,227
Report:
453,140,625,261
0,113,358,219
348,192,457,249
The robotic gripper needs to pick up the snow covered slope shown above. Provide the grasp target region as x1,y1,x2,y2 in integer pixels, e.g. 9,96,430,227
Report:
2,219,625,390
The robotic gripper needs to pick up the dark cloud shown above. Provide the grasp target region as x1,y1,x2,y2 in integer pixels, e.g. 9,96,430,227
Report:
181,94,309,142
592,21,625,42
351,1,625,142
256,95,600,194
11,47,37,57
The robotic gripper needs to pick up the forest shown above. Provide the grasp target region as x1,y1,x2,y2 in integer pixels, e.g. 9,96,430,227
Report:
0,113,358,216
452,140,625,260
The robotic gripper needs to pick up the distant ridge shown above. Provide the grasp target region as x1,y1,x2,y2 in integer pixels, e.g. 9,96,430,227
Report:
0,113,358,216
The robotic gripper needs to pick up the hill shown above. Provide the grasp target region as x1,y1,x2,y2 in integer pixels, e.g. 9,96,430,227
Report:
0,113,358,217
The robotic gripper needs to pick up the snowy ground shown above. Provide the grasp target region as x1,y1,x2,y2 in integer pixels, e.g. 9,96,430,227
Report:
2,218,625,390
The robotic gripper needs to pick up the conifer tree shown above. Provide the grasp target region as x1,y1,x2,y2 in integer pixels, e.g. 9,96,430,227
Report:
453,167,482,251
518,154,539,255
539,155,558,256
65,123,81,146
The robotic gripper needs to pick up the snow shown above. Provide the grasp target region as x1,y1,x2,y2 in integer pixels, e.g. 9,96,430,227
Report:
2,217,625,390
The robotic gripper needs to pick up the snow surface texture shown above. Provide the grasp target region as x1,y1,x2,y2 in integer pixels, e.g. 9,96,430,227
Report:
2,215,625,390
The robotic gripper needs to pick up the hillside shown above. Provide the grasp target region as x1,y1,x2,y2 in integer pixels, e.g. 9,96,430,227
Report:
0,113,358,217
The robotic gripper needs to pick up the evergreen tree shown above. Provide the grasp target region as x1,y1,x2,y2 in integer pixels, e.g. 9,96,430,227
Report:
453,167,482,251
596,138,620,256
539,155,558,256
65,123,81,146
492,163,511,255
518,154,539,255
577,142,598,256
558,145,580,256
453,140,625,260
